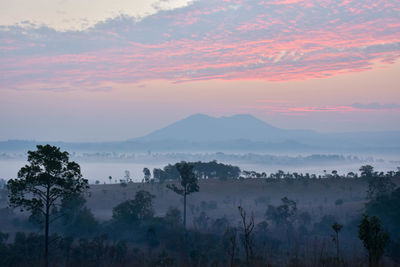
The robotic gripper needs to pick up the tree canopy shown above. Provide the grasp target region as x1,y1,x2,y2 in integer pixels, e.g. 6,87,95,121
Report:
112,190,155,224
7,144,88,267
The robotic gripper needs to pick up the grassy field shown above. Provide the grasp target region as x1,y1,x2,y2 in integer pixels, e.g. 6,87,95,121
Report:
86,178,375,225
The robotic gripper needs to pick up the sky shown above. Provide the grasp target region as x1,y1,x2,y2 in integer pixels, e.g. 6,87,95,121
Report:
0,0,399,142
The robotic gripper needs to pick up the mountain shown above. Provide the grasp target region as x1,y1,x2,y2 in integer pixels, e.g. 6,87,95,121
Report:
0,114,399,153
129,113,400,152
133,114,318,143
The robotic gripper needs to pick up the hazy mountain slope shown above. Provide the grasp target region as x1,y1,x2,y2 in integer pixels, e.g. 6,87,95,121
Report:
134,114,317,142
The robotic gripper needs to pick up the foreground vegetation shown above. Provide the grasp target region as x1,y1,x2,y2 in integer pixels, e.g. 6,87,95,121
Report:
0,145,399,266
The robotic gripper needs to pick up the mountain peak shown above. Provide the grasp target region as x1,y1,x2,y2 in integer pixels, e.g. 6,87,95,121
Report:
134,113,284,142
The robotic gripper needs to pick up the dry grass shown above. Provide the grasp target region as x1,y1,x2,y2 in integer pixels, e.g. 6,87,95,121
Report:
86,178,370,224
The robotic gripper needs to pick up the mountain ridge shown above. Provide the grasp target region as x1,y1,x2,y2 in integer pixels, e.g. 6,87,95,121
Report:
132,113,317,142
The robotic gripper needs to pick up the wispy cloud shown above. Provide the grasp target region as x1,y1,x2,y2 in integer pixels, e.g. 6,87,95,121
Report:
246,102,400,116
351,102,400,110
1,0,400,91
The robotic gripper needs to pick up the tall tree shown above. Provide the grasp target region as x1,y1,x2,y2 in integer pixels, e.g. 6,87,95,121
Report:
358,214,389,266
7,144,88,267
143,168,151,183
331,222,343,262
238,205,255,267
166,161,199,228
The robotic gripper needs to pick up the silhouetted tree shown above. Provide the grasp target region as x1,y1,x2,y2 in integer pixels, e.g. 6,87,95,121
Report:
238,206,254,267
266,197,297,226
153,168,164,183
58,193,98,236
143,168,151,183
360,165,374,178
331,222,343,262
358,214,389,266
124,170,131,182
166,161,199,229
112,190,155,224
366,176,396,200
7,144,88,267
165,206,182,225
224,227,238,267
365,188,400,262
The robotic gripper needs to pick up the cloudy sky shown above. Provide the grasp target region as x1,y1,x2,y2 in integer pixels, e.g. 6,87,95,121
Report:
1,0,399,141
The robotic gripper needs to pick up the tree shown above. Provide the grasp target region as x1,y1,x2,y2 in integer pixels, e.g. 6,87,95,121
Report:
358,214,389,266
224,227,238,267
153,168,165,183
365,188,400,262
166,161,199,228
360,165,374,178
7,144,88,267
109,176,112,184
366,176,395,201
331,222,343,261
238,205,255,267
58,193,98,236
165,206,182,225
143,168,151,183
265,197,297,226
124,170,131,182
112,190,155,224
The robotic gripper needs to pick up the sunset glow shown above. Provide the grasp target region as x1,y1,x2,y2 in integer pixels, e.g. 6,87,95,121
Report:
1,0,399,141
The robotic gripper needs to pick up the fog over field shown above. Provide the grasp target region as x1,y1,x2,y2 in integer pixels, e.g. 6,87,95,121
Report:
1,154,399,184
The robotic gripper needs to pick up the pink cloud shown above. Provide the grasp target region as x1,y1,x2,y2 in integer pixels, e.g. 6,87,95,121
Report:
0,0,399,91
245,102,400,116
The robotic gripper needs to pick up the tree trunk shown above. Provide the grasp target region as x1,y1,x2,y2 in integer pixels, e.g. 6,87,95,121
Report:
45,185,50,267
183,192,187,229
336,232,339,261
45,203,49,267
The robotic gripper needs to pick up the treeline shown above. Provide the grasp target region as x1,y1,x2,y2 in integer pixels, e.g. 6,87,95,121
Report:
152,161,241,182
241,165,400,180
146,162,400,182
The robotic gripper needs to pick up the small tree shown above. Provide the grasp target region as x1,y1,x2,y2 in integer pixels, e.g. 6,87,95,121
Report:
143,167,151,183
360,165,374,178
224,227,238,267
166,161,199,228
266,197,297,226
112,190,155,224
124,170,131,182
7,144,88,267
358,214,389,266
58,193,98,236
331,222,343,261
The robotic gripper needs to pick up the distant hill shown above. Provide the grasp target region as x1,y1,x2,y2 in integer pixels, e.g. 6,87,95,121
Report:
133,114,318,143
130,113,400,152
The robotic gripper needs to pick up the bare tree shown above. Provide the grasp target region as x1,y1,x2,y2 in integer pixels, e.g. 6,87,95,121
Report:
224,227,238,267
238,206,254,266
